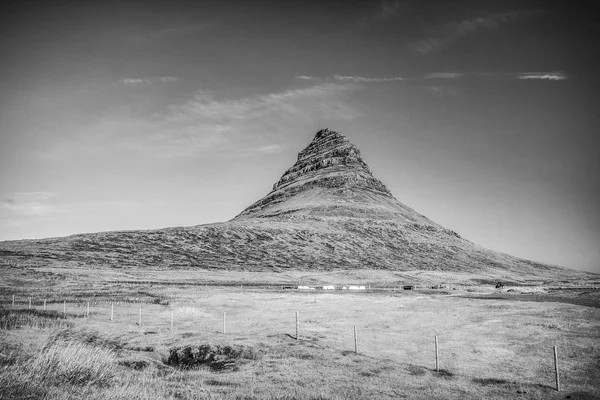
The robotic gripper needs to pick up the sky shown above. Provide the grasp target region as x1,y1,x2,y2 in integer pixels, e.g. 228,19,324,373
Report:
1,0,599,274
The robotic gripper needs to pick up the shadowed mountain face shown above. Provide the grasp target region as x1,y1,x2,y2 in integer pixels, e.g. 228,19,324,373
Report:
0,129,585,280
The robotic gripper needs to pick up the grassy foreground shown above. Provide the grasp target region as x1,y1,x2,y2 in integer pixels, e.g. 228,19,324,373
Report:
1,287,599,400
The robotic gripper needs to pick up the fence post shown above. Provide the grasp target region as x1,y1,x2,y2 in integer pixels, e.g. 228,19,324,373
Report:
223,312,226,334
354,325,358,353
110,302,114,322
44,299,46,311
554,346,560,391
29,297,32,309
12,295,15,308
63,301,66,316
87,302,90,318
170,310,174,332
296,311,299,340
435,336,439,372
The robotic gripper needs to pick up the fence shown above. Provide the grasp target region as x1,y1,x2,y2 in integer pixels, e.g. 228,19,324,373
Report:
1,294,565,392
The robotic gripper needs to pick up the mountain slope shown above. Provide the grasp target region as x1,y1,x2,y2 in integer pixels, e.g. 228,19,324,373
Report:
0,129,582,279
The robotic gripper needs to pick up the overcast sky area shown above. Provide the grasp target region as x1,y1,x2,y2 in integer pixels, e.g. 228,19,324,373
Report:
0,0,598,273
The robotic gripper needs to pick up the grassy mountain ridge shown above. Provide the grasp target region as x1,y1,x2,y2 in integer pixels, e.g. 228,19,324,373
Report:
0,129,591,281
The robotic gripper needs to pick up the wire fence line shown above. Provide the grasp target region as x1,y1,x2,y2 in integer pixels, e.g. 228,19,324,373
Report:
1,295,565,392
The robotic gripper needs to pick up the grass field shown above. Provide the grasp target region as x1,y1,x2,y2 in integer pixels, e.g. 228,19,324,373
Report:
1,281,599,400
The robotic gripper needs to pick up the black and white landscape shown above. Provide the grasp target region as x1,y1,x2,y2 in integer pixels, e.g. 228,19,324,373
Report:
1,1,599,399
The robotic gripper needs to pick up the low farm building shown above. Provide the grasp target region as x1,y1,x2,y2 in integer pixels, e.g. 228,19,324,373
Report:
347,286,366,290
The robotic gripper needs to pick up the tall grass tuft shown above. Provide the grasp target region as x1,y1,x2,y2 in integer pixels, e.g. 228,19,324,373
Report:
28,340,118,386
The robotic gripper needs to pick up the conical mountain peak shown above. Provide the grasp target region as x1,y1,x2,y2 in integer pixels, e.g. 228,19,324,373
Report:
234,129,416,221
272,128,383,192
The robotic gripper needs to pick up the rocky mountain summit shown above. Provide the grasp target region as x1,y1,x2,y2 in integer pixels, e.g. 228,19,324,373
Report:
236,129,414,221
0,129,581,280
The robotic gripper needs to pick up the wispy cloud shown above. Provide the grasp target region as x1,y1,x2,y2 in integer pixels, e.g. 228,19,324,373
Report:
89,83,361,159
119,78,151,85
157,76,178,83
119,76,179,85
0,192,60,217
0,194,145,239
333,75,407,83
516,72,568,81
295,75,316,80
359,0,409,28
168,83,357,124
424,72,464,79
302,71,568,85
409,10,541,55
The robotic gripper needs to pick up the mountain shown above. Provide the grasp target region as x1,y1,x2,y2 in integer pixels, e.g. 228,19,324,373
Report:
0,129,582,281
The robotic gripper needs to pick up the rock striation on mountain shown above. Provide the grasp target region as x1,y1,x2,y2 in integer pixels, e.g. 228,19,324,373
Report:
235,129,439,225
0,128,579,280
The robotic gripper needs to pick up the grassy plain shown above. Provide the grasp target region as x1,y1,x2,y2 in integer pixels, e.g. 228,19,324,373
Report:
1,271,599,400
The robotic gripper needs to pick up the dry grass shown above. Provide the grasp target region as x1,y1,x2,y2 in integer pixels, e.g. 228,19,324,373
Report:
0,309,75,330
0,286,599,400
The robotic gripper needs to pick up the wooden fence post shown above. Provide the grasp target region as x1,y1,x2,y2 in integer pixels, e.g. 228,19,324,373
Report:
29,297,31,309
63,301,66,316
110,302,114,322
12,295,15,308
354,325,358,353
44,299,46,311
554,346,560,391
435,336,439,372
87,302,90,318
296,311,299,340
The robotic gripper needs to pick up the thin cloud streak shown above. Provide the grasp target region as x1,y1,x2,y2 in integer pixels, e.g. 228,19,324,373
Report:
409,10,541,55
119,77,179,85
89,83,361,159
168,83,357,123
0,192,60,217
333,75,407,83
119,78,151,85
157,76,178,83
424,72,464,79
517,72,568,81
299,71,568,83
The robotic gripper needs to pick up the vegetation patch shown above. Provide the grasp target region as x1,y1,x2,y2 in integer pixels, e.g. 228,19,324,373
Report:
30,340,118,386
0,308,74,330
472,377,510,386
47,328,124,351
119,359,150,370
204,379,241,387
433,369,455,379
406,364,426,376
165,344,262,371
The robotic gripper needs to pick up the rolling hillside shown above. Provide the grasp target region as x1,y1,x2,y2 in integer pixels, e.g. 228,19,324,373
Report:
0,129,587,280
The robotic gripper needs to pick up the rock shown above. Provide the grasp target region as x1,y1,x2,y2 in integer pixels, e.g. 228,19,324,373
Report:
235,128,403,220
